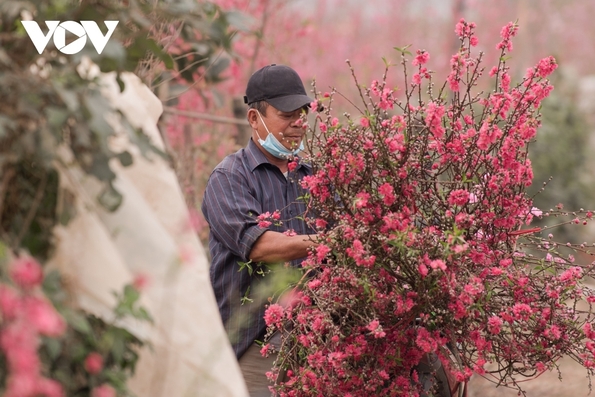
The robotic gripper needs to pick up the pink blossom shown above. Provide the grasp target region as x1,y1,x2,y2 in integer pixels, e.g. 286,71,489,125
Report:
366,319,379,332
315,218,327,229
36,378,64,397
585,323,595,340
360,117,370,128
512,303,532,320
3,342,40,374
412,49,430,66
4,373,38,397
454,18,476,39
559,266,582,282
536,56,558,78
544,325,561,340
415,327,437,353
429,259,446,271
84,352,104,375
288,159,298,172
454,18,466,37
307,279,322,289
354,192,370,208
501,73,511,91
535,362,547,372
497,22,518,52
315,244,331,262
260,343,270,357
385,136,404,153
499,258,512,268
91,384,116,397
447,71,460,92
23,296,66,337
425,101,445,138
453,244,468,254
487,316,503,334
258,220,271,228
132,273,150,291
378,183,395,206
0,286,21,320
448,189,470,206
10,257,43,289
264,303,284,327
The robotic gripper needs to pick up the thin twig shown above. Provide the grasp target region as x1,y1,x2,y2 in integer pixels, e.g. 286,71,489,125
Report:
0,167,16,221
13,172,48,249
163,106,249,125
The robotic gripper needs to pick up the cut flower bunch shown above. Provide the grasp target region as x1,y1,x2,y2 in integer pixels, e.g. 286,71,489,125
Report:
263,19,595,397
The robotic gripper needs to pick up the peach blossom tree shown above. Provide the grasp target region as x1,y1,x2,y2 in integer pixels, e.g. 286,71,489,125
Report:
261,19,595,397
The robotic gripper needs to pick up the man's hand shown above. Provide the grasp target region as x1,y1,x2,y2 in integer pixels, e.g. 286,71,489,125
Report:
248,231,318,264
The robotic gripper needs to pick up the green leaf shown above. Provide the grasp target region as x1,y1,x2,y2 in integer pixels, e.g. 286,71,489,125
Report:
111,333,125,362
58,188,77,226
46,107,69,128
116,73,126,93
117,151,134,167
62,308,93,334
0,48,10,65
42,336,63,360
394,45,412,56
84,91,114,139
99,329,116,352
89,156,116,181
53,83,80,112
97,183,123,212
240,286,253,305
136,307,153,323
226,10,254,32
238,260,254,276
144,38,174,70
104,369,127,390
205,57,230,83
0,114,16,138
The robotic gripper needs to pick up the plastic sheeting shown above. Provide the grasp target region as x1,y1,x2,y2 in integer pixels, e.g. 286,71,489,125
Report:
48,63,248,397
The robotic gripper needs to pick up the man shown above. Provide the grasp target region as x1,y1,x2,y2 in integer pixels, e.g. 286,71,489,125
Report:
201,64,317,396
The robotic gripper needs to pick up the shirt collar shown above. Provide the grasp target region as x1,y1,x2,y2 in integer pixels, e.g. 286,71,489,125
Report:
245,138,310,173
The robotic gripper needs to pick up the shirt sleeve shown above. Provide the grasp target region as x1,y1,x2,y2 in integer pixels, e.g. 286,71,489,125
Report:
201,168,268,261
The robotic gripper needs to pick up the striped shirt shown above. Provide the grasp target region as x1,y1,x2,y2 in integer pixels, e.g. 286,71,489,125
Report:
201,138,313,359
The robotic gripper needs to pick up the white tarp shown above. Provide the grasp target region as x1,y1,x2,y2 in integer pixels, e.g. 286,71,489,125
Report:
48,64,247,397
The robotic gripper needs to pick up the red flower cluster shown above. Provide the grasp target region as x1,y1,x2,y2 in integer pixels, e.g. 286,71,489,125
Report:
262,19,595,397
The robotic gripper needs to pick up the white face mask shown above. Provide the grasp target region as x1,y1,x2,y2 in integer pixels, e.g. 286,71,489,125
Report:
256,111,304,159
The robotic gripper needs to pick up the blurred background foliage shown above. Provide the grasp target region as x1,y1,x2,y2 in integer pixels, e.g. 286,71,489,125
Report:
528,70,595,244
155,0,595,250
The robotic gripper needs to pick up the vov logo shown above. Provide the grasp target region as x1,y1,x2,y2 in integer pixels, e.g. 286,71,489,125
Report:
21,21,119,55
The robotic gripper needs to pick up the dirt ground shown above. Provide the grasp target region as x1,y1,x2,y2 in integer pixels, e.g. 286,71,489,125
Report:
466,356,593,397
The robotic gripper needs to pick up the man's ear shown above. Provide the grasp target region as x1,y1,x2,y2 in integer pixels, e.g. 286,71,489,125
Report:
247,108,259,129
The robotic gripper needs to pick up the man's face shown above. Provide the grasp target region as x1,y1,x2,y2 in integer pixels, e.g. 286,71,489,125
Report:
256,105,308,151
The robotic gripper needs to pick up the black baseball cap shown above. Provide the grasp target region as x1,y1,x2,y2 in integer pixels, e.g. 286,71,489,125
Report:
244,64,314,112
